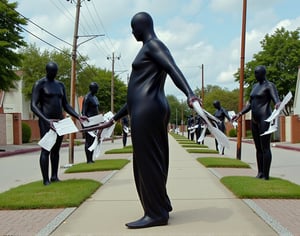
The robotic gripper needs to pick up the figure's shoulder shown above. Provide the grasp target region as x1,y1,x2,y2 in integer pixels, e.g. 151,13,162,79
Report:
265,80,276,89
34,77,46,87
147,38,168,51
55,80,66,88
84,92,92,100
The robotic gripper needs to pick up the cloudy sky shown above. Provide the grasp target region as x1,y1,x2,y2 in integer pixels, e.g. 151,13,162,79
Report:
16,0,300,100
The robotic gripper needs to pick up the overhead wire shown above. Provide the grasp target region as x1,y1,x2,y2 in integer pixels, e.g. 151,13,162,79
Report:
3,0,128,78
87,1,130,74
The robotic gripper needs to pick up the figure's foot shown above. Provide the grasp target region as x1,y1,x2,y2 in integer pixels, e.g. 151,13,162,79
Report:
255,173,264,179
263,176,269,180
50,177,60,182
87,160,95,164
43,180,51,186
126,215,168,229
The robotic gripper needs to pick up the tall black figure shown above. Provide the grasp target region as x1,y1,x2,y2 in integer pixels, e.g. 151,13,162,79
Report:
213,100,231,154
82,82,100,163
96,12,200,229
31,62,87,185
233,65,281,180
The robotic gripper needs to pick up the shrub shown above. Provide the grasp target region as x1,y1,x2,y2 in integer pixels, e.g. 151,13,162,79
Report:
228,128,237,137
114,122,122,136
246,130,252,138
22,122,31,143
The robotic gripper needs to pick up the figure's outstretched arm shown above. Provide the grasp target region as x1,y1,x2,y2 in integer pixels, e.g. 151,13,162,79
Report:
148,40,195,100
113,104,129,121
232,103,251,121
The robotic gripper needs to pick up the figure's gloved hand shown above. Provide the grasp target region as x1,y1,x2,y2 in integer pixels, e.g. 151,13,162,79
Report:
232,113,242,122
79,115,89,123
99,119,115,129
275,102,281,110
187,95,202,109
49,119,59,131
96,119,115,139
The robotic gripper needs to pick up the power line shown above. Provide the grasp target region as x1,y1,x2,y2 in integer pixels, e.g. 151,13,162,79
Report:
2,0,73,48
19,25,69,54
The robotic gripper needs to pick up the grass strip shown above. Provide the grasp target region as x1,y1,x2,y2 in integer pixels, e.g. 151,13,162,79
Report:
177,140,198,144
105,145,133,154
181,144,208,148
221,176,300,199
187,148,218,154
169,133,187,139
197,157,250,168
65,159,130,173
0,179,101,210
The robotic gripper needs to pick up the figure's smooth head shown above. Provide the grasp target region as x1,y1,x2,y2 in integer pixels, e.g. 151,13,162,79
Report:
131,12,154,41
254,65,266,82
89,82,99,94
46,62,58,80
213,100,221,109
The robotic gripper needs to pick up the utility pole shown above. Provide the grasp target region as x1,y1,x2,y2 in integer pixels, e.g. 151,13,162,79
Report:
67,0,101,164
236,0,247,160
68,0,81,164
107,52,120,142
181,99,184,136
201,64,204,105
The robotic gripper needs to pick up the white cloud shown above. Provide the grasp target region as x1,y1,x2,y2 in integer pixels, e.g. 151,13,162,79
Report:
16,0,300,100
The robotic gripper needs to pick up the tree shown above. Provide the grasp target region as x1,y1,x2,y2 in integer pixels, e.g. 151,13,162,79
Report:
77,66,127,113
194,85,239,114
20,44,128,113
0,0,27,91
235,27,300,114
20,44,74,99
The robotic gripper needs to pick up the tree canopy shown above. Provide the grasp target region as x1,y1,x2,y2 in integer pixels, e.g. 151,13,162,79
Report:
20,44,127,114
235,27,300,113
0,0,27,91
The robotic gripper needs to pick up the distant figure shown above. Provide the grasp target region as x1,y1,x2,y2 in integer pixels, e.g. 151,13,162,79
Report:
189,116,195,142
92,12,201,229
233,65,281,180
195,115,204,144
187,115,193,139
31,62,87,185
121,116,129,147
213,100,231,154
82,82,100,163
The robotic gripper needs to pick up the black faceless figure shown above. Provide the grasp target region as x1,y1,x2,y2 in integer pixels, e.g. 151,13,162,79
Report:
98,12,200,229
82,82,100,163
31,62,87,185
213,100,231,154
233,65,281,180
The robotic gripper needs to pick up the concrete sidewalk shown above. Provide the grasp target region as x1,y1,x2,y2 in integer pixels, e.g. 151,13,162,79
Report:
51,136,276,235
1,135,300,235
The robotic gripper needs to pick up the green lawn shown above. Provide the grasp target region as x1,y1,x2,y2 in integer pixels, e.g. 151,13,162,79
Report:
105,145,133,154
197,157,250,168
181,144,208,148
187,148,218,154
0,179,101,209
221,176,300,199
65,159,130,173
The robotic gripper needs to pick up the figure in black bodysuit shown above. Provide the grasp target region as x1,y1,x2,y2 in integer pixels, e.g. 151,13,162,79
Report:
94,12,200,229
195,115,204,144
121,116,129,147
213,100,231,154
82,82,100,163
233,65,281,180
31,62,87,185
